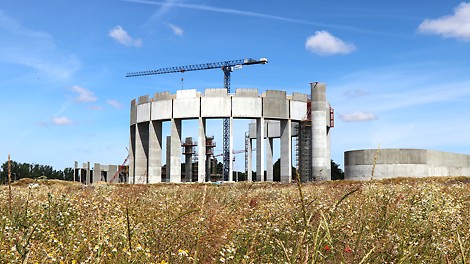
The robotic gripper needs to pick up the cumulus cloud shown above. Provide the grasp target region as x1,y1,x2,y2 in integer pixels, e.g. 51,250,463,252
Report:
305,31,356,55
52,116,72,125
418,2,470,41
71,85,97,103
168,23,184,36
339,111,378,122
108,25,142,47
106,99,123,109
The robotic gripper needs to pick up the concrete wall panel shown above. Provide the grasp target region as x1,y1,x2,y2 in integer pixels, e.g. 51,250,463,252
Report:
345,148,470,180
151,100,172,120
232,97,261,118
201,97,231,117
136,103,151,123
290,101,307,121
173,98,200,119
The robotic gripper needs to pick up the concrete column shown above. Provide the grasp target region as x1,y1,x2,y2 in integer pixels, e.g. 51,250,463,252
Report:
247,138,252,182
93,163,101,183
198,118,206,182
86,161,91,185
311,83,331,181
280,119,292,182
148,121,162,183
129,125,136,184
135,122,149,184
74,161,78,182
266,137,273,181
108,165,118,183
229,117,234,182
256,118,265,181
170,118,182,182
166,136,171,182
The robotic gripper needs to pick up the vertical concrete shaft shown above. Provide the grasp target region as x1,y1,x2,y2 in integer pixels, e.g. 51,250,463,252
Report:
74,161,78,182
197,118,206,182
166,136,171,182
256,118,265,181
229,117,234,182
86,161,90,185
247,138,252,182
93,163,101,183
129,125,136,184
135,122,149,183
170,118,182,182
148,121,162,183
311,83,331,181
266,137,273,181
280,119,292,182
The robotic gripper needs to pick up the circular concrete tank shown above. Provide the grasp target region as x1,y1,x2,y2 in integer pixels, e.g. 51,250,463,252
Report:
344,148,470,180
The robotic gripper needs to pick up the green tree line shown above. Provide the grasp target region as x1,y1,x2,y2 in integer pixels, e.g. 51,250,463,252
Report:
0,160,74,184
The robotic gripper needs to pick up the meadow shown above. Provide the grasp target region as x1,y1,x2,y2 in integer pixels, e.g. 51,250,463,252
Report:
0,177,468,263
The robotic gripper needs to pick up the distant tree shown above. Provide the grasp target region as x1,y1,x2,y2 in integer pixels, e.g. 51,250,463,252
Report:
0,160,74,182
273,158,297,182
63,168,75,181
331,159,344,180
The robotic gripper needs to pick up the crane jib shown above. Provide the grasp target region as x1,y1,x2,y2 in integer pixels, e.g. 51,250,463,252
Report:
126,58,267,78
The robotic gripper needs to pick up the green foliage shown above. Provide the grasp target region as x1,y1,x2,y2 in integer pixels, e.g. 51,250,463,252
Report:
331,159,344,180
0,160,71,183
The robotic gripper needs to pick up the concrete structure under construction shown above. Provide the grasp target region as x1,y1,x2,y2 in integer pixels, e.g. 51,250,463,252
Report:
128,83,333,183
74,161,127,184
344,149,470,180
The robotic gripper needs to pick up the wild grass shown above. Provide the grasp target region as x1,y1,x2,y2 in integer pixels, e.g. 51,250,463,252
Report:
0,177,468,263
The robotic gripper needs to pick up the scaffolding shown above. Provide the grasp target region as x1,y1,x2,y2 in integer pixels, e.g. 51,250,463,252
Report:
296,100,313,182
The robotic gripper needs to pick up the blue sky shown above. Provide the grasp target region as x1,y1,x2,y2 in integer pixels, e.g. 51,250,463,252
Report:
1,0,469,171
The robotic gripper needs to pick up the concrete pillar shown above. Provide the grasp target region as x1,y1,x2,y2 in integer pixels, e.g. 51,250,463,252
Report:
166,136,171,182
280,119,292,182
256,118,265,181
229,117,234,182
198,118,206,182
311,83,331,181
170,118,182,182
266,137,273,181
135,122,149,184
148,121,162,183
74,161,78,182
129,125,136,184
93,163,101,183
247,138,252,182
86,161,91,185
108,165,118,183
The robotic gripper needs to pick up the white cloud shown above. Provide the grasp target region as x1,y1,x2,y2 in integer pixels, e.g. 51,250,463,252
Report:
339,111,378,122
168,23,184,36
305,31,356,55
52,116,72,125
88,105,104,111
418,2,470,41
0,10,79,80
71,85,97,103
106,99,123,109
108,25,142,47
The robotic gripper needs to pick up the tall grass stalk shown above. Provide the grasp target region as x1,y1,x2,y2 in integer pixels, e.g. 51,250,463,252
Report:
8,154,12,216
371,144,380,180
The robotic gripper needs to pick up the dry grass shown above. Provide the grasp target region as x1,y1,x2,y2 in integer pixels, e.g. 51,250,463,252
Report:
0,177,468,263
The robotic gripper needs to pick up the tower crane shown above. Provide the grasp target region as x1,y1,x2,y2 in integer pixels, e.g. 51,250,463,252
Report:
126,57,268,181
